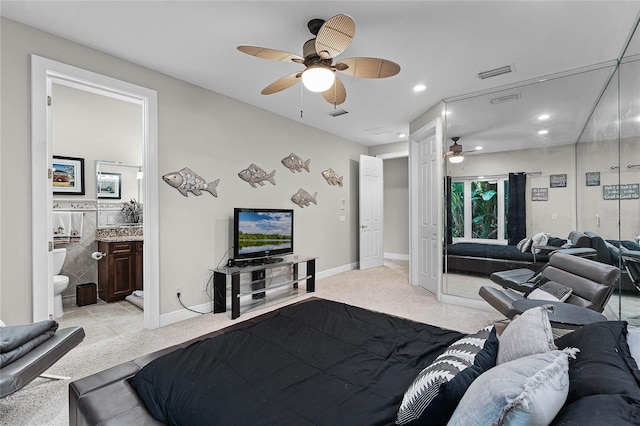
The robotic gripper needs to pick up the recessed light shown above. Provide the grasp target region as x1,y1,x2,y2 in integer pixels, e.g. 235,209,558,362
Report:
538,114,550,120
398,132,407,138
538,130,548,135
475,146,483,151
413,84,427,92
478,176,485,179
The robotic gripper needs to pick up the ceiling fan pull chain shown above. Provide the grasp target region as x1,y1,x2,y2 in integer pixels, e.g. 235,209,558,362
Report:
300,82,304,119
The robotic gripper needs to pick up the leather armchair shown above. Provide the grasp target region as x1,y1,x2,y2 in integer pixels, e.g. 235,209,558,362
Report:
480,252,620,320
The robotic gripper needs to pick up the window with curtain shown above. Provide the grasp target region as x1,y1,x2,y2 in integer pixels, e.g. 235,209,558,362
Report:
450,176,509,243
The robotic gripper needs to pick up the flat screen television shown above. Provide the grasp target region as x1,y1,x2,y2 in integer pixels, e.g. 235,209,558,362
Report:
233,208,294,264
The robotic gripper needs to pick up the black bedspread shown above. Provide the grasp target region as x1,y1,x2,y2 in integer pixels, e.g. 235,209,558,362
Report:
131,299,464,425
447,242,550,262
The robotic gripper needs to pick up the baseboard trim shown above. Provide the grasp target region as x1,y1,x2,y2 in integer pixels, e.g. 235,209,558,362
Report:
160,301,213,327
316,262,359,280
384,253,409,261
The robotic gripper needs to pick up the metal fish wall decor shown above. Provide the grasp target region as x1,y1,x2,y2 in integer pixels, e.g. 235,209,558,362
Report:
281,153,311,173
321,168,344,187
291,188,318,208
163,167,220,197
238,163,276,188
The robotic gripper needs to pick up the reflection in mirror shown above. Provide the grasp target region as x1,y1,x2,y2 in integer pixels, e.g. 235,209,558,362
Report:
442,64,616,298
442,17,639,324
96,160,143,229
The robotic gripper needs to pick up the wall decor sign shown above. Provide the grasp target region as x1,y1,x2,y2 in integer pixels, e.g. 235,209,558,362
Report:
52,155,85,195
97,172,122,199
603,183,640,200
586,172,600,186
550,174,567,188
532,187,548,201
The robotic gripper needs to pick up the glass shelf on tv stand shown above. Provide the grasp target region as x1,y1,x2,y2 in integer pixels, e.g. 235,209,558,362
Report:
212,254,317,319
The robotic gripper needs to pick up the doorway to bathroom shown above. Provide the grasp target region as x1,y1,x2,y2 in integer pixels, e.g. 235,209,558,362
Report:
31,56,160,330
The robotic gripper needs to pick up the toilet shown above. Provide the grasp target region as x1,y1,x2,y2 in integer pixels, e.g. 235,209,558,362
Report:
53,248,70,319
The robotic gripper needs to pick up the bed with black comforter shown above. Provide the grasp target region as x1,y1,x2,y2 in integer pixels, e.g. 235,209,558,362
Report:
130,299,462,425
69,298,640,425
446,242,551,275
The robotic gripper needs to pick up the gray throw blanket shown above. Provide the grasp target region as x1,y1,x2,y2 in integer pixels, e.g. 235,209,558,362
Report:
0,320,58,367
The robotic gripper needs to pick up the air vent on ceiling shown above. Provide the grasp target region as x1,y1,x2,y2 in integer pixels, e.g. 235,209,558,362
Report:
364,126,392,135
328,109,349,117
478,65,514,79
490,92,521,104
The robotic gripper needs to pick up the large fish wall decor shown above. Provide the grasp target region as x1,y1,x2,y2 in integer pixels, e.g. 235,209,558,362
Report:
238,163,276,188
281,153,310,173
321,168,344,187
163,167,220,197
291,188,317,208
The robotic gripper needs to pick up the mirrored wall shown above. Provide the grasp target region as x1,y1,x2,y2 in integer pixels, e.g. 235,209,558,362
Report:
442,17,640,322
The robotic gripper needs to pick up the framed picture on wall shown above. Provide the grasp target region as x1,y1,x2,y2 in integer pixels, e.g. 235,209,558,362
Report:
586,172,601,186
97,172,122,199
52,155,85,195
550,174,567,188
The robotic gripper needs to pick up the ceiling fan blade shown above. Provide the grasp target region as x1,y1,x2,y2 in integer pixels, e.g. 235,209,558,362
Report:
237,45,303,63
321,76,347,105
336,57,401,78
315,14,355,60
261,73,301,95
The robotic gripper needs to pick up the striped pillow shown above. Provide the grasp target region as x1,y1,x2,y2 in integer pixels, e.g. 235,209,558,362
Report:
396,325,498,425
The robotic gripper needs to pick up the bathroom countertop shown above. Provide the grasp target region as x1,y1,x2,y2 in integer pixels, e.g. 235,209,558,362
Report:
96,236,144,243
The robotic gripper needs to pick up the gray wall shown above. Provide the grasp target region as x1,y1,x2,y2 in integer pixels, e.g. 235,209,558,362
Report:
0,18,367,324
383,157,409,256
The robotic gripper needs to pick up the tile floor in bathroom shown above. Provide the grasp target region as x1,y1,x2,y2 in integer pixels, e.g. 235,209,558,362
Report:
57,297,144,347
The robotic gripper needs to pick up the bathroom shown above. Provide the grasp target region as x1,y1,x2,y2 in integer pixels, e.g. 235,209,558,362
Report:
52,82,145,337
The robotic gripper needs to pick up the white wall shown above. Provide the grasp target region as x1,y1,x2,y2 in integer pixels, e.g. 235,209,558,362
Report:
0,18,367,324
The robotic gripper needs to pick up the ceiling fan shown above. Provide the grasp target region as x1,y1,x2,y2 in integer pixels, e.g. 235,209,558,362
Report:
237,14,401,106
445,137,467,163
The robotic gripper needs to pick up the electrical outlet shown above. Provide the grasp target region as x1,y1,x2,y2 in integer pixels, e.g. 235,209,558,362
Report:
175,287,181,297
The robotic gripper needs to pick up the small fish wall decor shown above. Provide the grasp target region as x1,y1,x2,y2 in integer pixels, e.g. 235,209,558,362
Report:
282,153,310,173
321,168,344,187
291,188,318,208
238,163,276,188
163,167,220,197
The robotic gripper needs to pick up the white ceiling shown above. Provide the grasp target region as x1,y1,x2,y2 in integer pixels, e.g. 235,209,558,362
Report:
2,1,639,148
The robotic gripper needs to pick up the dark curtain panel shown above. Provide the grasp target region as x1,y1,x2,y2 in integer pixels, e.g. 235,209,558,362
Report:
507,172,527,245
445,176,453,245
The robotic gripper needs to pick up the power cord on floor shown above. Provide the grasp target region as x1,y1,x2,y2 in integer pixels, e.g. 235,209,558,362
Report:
176,292,212,314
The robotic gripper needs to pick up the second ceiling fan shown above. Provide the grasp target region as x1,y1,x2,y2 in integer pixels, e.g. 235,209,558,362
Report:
237,14,401,106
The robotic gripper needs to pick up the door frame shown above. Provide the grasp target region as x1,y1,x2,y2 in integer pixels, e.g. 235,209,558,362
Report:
31,55,160,329
409,117,443,296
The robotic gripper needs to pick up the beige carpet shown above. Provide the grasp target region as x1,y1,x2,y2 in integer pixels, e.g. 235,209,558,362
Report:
0,262,503,425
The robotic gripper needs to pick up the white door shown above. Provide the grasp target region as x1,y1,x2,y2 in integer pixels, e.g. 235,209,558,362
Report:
359,154,384,270
410,119,442,294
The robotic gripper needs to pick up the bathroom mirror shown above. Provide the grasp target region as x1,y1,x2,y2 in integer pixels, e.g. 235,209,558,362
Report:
96,160,144,228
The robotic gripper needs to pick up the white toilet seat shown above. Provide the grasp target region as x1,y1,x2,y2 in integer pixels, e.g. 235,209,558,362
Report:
54,274,69,285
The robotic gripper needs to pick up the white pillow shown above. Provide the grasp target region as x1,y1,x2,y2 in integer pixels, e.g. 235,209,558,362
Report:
531,232,550,253
528,281,573,302
0,320,5,327
517,238,532,253
447,348,578,426
497,305,556,365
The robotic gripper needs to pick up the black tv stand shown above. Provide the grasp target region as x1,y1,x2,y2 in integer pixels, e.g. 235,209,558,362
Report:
213,255,317,319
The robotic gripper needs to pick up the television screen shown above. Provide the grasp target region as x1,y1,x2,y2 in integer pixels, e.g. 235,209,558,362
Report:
233,208,294,261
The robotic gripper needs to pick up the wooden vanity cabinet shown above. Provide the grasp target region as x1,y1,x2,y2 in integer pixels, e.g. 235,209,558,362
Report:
98,241,143,302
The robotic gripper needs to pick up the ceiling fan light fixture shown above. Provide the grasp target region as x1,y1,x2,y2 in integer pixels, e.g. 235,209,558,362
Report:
302,65,335,92
449,152,464,163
